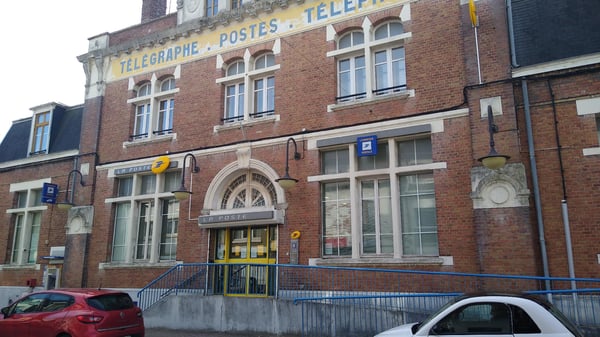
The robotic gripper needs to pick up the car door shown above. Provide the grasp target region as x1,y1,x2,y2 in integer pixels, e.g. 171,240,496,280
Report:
29,293,73,337
428,302,513,337
0,293,49,337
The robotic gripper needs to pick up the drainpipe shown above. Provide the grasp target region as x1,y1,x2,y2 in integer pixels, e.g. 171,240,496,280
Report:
506,0,519,67
548,81,579,322
522,80,551,295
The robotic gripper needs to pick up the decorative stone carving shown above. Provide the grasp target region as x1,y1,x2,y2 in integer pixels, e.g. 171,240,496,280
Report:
471,163,530,209
66,206,94,235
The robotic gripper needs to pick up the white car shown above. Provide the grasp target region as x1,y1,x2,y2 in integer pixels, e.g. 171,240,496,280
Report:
375,293,583,337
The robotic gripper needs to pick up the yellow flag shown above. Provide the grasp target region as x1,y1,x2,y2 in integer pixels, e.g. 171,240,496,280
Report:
469,0,478,27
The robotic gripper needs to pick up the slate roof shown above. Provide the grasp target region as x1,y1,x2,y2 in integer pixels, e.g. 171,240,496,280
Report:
0,104,83,163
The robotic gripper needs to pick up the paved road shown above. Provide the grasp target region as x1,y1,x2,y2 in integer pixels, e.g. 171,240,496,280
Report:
146,328,299,337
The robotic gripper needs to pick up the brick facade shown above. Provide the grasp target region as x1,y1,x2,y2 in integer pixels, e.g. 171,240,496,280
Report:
1,0,599,292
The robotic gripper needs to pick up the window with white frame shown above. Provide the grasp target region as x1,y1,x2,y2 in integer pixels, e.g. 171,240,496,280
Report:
252,54,276,118
217,52,279,125
8,188,44,265
110,171,180,263
331,20,409,104
129,76,178,141
224,60,245,123
373,22,406,95
318,136,438,258
31,111,51,155
206,0,218,17
337,31,366,102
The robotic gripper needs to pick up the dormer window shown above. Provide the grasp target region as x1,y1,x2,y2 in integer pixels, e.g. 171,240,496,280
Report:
31,111,50,155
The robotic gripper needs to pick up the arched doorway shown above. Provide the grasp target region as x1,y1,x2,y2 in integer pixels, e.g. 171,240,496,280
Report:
201,162,285,297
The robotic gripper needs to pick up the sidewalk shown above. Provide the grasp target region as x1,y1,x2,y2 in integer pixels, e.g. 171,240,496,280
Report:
146,328,299,337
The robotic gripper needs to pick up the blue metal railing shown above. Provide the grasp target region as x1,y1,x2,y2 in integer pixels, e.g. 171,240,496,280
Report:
137,263,600,336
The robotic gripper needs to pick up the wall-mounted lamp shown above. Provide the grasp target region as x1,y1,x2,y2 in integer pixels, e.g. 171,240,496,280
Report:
172,153,199,201
57,169,85,210
275,137,301,190
478,105,510,170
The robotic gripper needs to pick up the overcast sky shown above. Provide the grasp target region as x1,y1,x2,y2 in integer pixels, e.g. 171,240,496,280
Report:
0,0,177,141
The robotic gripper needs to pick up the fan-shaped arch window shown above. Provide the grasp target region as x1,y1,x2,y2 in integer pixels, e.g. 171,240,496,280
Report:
255,53,275,70
220,172,276,209
374,22,404,40
227,60,245,76
338,31,364,49
137,83,152,97
160,77,176,92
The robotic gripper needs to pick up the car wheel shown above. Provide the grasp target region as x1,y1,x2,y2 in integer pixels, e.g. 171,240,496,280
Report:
57,334,71,337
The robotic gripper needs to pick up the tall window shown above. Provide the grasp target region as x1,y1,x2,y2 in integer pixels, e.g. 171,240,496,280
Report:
206,0,218,17
134,83,151,139
224,60,245,122
9,188,43,265
217,52,279,126
31,112,50,154
157,78,176,135
330,20,408,104
253,54,275,117
129,76,178,141
373,22,406,95
337,31,366,102
316,136,438,259
110,171,180,263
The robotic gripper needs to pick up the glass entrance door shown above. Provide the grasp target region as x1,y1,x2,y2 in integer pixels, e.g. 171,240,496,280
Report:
214,225,277,296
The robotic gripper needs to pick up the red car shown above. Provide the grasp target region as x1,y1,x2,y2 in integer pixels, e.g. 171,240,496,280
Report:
0,288,144,337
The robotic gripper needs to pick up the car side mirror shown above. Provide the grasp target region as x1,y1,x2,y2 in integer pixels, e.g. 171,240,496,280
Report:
1,306,10,317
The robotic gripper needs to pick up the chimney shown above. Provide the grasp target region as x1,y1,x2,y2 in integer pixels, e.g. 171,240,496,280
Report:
141,0,167,23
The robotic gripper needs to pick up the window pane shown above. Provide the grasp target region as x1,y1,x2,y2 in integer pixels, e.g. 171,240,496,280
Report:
31,190,42,207
141,175,156,195
399,138,432,166
12,215,23,263
361,181,375,253
389,22,404,36
322,149,349,174
112,203,130,262
17,191,27,208
400,173,438,256
28,212,41,263
160,199,179,260
339,34,351,49
392,47,406,87
136,201,154,260
118,177,133,197
322,182,351,256
158,99,174,132
138,83,151,97
163,171,181,192
160,78,175,91
358,143,388,170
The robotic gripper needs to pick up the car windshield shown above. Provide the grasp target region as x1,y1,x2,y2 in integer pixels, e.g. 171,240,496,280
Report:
86,293,134,311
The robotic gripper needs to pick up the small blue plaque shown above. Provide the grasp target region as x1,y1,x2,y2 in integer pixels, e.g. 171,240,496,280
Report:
42,183,59,204
357,135,378,157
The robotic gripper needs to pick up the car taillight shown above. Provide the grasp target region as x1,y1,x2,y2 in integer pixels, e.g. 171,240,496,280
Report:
76,315,103,323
